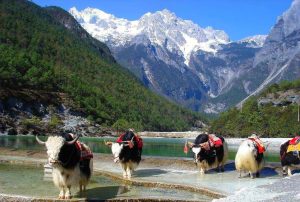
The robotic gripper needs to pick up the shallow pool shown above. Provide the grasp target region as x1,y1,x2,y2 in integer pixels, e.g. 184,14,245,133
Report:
0,163,214,201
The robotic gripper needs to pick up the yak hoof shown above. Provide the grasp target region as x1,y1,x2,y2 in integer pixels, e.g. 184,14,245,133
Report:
65,195,71,199
58,196,65,199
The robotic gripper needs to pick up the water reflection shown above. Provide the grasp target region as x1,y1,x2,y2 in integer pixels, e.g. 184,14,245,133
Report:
0,163,214,201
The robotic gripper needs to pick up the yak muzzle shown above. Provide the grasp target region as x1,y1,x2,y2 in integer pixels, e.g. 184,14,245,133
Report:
49,159,60,165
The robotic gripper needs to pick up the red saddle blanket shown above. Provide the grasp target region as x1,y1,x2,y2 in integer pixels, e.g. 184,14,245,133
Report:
208,134,223,147
75,141,93,161
116,134,143,149
248,137,265,154
289,136,300,145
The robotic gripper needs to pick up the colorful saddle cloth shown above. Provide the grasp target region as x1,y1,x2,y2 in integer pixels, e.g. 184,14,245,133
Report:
116,133,143,149
208,134,223,148
248,137,265,154
289,136,300,145
75,141,93,161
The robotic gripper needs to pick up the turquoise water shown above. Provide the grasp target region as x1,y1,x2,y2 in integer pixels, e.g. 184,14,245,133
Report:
0,163,213,201
0,135,280,162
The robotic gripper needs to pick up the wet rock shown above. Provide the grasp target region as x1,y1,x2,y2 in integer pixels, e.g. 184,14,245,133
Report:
0,100,3,113
18,127,29,135
7,128,17,135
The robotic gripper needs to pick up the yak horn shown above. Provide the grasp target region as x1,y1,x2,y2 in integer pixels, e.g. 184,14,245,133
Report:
264,141,270,150
65,134,79,145
121,136,135,145
104,140,113,146
36,135,46,145
187,141,194,148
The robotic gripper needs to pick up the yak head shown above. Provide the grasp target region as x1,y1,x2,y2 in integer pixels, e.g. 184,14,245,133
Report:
187,134,210,164
36,134,79,165
105,138,133,163
187,142,203,164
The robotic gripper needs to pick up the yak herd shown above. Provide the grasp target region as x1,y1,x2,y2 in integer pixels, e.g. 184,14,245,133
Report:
35,131,300,199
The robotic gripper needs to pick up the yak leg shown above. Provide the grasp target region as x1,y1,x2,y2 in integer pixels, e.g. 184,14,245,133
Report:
238,170,242,178
58,187,65,199
65,186,72,199
249,172,254,179
256,172,260,178
126,163,132,179
287,166,292,176
220,161,225,172
121,163,127,178
282,166,287,175
215,165,220,172
200,167,205,174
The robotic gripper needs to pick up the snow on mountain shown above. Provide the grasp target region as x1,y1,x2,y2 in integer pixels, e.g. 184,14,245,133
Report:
238,35,267,48
69,7,230,65
281,0,300,37
69,4,299,114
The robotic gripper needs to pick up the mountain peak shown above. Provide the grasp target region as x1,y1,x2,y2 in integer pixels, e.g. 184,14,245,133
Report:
238,35,267,48
70,7,230,65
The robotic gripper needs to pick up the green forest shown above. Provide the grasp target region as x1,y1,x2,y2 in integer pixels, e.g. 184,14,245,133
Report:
210,79,300,137
0,0,205,131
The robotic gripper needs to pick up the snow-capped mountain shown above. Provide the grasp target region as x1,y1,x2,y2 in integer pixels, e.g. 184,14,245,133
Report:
70,7,229,66
238,35,267,48
69,1,300,114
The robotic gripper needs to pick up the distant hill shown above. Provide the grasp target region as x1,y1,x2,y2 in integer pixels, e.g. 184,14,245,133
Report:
210,79,300,137
0,0,205,133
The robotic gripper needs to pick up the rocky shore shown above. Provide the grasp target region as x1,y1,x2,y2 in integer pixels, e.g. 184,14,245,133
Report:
0,89,115,137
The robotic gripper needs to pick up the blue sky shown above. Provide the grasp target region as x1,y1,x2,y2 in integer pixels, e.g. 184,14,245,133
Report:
33,0,293,40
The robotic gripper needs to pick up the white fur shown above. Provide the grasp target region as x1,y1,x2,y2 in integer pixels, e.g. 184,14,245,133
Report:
235,139,264,178
192,142,228,174
45,136,64,164
44,136,93,199
110,142,138,179
111,143,123,163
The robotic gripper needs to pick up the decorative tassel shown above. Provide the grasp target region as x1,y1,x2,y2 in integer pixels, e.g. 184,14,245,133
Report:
184,140,188,154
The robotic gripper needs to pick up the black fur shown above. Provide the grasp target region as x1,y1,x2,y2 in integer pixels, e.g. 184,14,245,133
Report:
252,142,264,165
119,131,142,164
57,133,92,179
58,134,80,169
79,159,92,179
280,140,300,167
193,134,225,166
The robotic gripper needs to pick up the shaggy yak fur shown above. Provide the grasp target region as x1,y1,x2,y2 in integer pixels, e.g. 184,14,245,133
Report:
106,131,142,178
235,138,264,178
190,134,228,174
36,133,93,199
280,140,300,176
